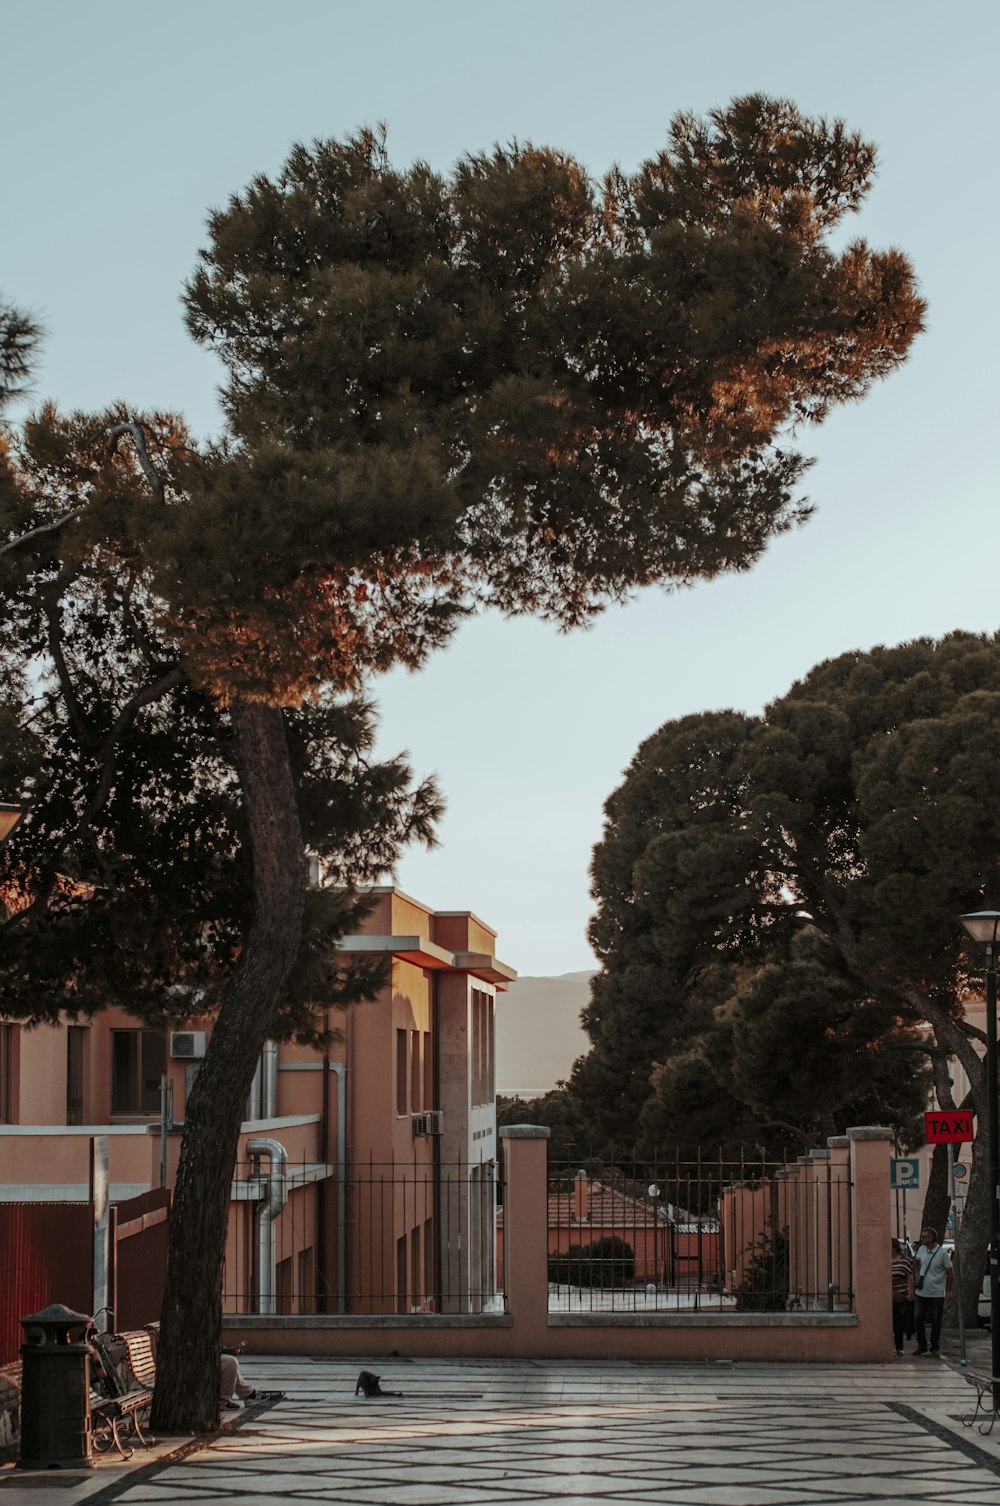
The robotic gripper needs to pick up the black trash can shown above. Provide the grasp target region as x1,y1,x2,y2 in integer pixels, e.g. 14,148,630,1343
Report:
17,1303,95,1469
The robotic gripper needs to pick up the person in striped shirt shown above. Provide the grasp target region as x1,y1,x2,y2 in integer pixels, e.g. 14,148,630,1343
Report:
891,1237,915,1356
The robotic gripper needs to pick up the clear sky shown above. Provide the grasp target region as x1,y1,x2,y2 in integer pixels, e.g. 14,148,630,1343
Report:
4,0,998,975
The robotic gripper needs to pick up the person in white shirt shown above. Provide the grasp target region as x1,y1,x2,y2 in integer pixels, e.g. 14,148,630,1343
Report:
912,1226,953,1356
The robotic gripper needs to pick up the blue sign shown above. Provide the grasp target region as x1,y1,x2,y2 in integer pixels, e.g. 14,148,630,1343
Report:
891,1157,920,1190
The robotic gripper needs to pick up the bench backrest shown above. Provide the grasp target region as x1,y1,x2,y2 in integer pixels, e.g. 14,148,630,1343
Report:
120,1332,157,1391
90,1333,132,1398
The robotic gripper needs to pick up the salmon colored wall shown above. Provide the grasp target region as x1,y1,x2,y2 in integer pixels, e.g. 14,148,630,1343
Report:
274,1060,324,1121
432,913,497,956
351,887,438,940
1,1130,157,1188
388,891,434,938
15,1024,66,1124
234,1119,322,1168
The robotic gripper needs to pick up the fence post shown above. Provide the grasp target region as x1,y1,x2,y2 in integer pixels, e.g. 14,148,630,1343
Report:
847,1125,893,1358
826,1136,850,1312
499,1126,550,1334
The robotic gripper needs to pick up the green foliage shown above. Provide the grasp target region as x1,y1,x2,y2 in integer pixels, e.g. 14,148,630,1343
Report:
0,296,40,409
0,409,441,1033
548,1235,636,1289
497,1090,589,1163
733,1221,790,1312
568,634,1000,1154
172,98,922,700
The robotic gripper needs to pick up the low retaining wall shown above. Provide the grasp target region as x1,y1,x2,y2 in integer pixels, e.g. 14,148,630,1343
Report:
223,1310,860,1364
223,1125,893,1366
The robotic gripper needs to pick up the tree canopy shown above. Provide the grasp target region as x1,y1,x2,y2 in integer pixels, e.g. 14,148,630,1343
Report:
169,96,922,702
569,633,1000,1301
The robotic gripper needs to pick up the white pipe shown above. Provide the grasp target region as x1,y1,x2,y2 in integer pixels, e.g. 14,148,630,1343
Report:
328,1062,347,1314
248,1058,263,1122
264,1041,278,1120
247,1136,288,1314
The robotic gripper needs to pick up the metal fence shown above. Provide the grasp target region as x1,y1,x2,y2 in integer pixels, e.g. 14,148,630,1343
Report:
223,1155,504,1317
544,1156,854,1314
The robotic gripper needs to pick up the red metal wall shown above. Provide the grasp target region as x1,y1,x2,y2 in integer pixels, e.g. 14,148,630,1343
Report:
113,1188,170,1331
0,1205,93,1364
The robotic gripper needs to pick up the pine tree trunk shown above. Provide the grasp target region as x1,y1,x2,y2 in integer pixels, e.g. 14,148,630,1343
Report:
920,1142,951,1242
150,700,305,1432
953,1120,990,1327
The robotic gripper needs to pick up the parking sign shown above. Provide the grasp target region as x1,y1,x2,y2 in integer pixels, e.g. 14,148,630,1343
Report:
891,1157,920,1190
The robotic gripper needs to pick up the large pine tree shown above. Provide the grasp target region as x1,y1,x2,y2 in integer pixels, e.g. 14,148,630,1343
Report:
579,633,1000,1317
2,97,924,1427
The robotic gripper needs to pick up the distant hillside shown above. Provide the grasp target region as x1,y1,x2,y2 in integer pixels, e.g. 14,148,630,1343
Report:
496,970,594,1096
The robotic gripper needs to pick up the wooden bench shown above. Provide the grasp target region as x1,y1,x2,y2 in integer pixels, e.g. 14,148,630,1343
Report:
90,1330,156,1460
961,1370,1000,1435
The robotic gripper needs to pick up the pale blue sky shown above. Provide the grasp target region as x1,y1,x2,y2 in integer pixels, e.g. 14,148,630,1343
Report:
4,1,998,973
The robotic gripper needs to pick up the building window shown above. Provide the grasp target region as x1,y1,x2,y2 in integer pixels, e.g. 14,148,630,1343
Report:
66,1026,87,1125
423,1030,433,1111
298,1247,315,1315
396,1234,408,1314
395,1029,408,1116
276,1255,293,1315
0,1022,16,1124
472,989,494,1106
111,1029,166,1115
486,995,494,1102
411,1224,421,1309
424,1217,435,1309
410,1030,421,1114
471,991,481,1104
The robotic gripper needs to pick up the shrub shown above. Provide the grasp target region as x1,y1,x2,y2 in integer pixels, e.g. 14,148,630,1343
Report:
548,1236,636,1288
733,1222,789,1311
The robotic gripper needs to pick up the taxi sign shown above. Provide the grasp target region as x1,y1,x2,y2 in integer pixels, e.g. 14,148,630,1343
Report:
924,1109,974,1143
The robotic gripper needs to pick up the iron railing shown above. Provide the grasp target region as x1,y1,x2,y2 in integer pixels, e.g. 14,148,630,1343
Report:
543,1155,854,1313
223,1155,504,1317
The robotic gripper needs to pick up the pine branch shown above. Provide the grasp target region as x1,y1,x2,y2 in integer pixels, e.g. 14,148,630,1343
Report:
43,582,100,750
103,420,167,505
0,507,86,557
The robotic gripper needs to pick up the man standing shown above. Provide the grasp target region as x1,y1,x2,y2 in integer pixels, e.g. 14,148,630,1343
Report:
913,1227,953,1357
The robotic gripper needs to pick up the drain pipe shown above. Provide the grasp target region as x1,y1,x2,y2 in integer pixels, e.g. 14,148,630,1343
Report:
248,1057,263,1122
327,1062,347,1314
248,1137,288,1314
263,1041,279,1120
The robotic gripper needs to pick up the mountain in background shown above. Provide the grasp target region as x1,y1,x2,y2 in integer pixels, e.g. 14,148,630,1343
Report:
496,970,594,1096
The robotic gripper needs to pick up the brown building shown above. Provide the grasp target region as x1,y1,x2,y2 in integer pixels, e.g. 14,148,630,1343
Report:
0,886,515,1324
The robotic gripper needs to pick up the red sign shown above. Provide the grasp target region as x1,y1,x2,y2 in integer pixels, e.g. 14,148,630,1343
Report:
924,1110,975,1143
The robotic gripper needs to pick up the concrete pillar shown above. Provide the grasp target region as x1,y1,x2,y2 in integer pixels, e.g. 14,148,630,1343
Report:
848,1125,893,1359
499,1125,550,1334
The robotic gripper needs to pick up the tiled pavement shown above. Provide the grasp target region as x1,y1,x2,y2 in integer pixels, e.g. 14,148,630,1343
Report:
4,1346,1000,1506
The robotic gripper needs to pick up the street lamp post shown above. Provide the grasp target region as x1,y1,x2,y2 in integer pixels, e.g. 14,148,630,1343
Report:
0,802,28,849
958,910,1000,1396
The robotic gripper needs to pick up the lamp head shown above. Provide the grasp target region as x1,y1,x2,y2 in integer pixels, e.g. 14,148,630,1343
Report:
0,802,28,848
958,910,1000,950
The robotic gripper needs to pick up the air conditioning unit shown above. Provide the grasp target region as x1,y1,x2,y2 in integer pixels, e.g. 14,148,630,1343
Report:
170,1030,207,1060
412,1110,444,1137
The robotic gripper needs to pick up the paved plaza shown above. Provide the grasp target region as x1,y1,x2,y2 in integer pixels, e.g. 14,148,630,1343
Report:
4,1346,1000,1506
